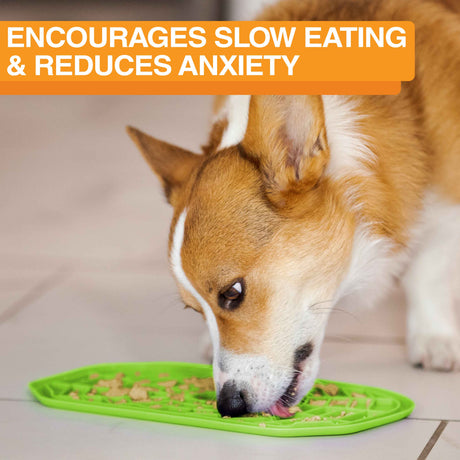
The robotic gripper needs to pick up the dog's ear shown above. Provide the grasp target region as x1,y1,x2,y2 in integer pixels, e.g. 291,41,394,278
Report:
243,95,329,208
127,126,201,206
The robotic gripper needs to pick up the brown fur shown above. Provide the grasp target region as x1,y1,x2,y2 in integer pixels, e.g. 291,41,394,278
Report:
126,126,201,206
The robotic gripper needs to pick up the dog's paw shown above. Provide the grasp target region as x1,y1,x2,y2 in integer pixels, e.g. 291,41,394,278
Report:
199,331,213,364
408,333,460,371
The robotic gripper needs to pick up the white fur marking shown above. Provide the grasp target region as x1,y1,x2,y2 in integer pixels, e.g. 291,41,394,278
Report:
322,95,374,179
170,210,220,379
336,224,406,309
218,95,251,149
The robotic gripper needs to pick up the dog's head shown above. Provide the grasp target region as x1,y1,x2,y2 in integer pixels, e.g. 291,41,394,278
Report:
128,96,356,417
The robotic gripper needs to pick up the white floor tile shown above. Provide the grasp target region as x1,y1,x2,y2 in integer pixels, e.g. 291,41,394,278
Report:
326,287,406,342
0,268,62,316
0,270,206,400
0,96,212,263
0,400,437,460
0,279,37,316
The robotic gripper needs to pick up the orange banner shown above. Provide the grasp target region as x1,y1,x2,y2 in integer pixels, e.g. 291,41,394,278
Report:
0,21,414,95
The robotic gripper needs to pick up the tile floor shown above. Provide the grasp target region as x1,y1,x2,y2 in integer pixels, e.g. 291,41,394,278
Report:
1,94,459,460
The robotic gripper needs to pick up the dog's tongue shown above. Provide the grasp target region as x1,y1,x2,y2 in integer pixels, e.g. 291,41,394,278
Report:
269,402,293,418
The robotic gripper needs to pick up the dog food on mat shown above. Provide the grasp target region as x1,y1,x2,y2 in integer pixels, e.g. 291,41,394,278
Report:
29,362,414,437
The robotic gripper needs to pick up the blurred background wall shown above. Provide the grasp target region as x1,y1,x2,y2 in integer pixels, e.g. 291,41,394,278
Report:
0,0,279,21
0,0,224,20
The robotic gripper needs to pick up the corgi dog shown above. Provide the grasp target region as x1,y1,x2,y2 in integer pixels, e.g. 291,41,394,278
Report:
127,0,460,418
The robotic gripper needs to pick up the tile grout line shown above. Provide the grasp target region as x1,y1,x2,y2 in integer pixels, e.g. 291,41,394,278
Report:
0,253,168,273
324,335,405,345
0,265,72,324
418,420,448,460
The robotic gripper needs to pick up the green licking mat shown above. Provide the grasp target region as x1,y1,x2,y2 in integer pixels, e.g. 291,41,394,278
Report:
29,362,414,437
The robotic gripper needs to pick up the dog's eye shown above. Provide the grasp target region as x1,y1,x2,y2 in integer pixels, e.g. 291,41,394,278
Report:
218,279,245,310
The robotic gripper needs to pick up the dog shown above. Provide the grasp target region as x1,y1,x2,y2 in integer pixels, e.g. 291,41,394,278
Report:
127,0,460,417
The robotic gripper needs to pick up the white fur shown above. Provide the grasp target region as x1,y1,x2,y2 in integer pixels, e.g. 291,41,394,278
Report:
336,225,407,309
217,95,251,149
217,350,293,411
322,95,375,179
402,192,460,370
322,95,410,310
170,210,221,381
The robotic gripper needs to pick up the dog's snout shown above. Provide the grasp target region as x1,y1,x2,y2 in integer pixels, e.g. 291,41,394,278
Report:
217,382,248,417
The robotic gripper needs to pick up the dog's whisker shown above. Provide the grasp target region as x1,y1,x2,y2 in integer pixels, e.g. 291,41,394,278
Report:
308,299,334,309
310,305,359,320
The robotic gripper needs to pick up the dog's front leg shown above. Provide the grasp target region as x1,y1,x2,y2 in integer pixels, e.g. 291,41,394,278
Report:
402,199,460,371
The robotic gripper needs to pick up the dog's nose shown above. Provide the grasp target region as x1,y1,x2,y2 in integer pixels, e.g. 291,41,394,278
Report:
217,382,248,417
